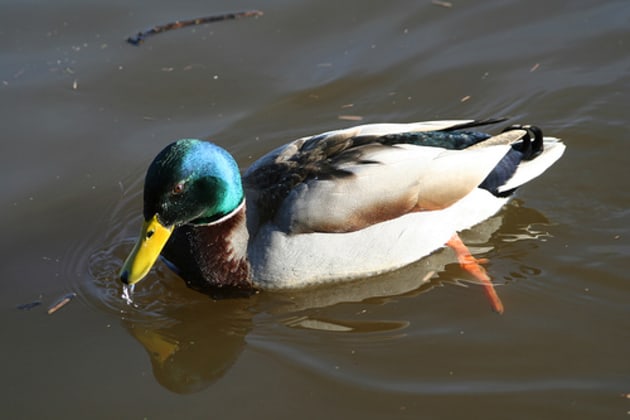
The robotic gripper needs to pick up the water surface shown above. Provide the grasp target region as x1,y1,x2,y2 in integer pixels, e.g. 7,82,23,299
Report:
2,0,630,418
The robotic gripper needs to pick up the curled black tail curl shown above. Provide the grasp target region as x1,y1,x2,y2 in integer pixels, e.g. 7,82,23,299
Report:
502,124,544,160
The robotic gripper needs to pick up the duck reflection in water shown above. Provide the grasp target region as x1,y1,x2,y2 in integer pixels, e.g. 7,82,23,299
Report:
123,296,252,395
117,203,549,394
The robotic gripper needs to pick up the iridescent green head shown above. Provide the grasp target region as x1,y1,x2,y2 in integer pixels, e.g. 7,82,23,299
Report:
120,139,244,285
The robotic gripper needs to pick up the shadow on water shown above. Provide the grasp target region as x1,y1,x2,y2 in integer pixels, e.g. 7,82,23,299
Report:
76,169,552,394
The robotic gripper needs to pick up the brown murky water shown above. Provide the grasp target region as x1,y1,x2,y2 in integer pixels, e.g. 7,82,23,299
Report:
2,0,629,418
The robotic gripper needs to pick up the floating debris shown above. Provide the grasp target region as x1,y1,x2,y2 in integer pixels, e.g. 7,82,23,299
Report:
530,63,540,72
460,95,471,102
338,115,364,121
47,293,76,315
432,0,453,8
127,10,263,45
17,301,42,311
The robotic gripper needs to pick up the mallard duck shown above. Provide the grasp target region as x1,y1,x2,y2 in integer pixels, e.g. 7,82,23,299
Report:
119,119,565,312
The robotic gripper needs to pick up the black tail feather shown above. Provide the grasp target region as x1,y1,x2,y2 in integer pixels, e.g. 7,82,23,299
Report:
479,124,546,196
501,124,544,160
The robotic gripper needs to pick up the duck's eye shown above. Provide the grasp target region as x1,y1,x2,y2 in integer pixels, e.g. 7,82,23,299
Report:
172,182,186,195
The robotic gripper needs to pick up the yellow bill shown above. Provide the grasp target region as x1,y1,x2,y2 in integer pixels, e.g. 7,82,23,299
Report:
119,214,174,285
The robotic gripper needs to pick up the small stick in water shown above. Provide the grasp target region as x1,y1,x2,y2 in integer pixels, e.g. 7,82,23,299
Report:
127,10,263,45
17,301,42,311
47,293,77,315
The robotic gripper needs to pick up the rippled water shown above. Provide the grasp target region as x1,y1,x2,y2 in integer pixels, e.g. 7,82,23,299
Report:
2,0,630,418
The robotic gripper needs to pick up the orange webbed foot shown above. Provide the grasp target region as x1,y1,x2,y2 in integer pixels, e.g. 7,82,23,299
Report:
446,234,504,314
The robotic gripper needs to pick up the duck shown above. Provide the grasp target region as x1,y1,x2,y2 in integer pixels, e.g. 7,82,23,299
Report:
119,118,565,313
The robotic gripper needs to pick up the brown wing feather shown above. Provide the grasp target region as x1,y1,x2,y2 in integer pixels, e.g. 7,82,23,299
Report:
243,127,374,222
243,120,513,233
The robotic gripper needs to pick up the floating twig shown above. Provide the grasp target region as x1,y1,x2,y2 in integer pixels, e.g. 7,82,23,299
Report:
47,293,76,315
17,301,42,311
127,10,263,45
432,0,453,8
338,115,364,121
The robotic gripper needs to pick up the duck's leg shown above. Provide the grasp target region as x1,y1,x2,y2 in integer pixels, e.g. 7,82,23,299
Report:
446,234,504,314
